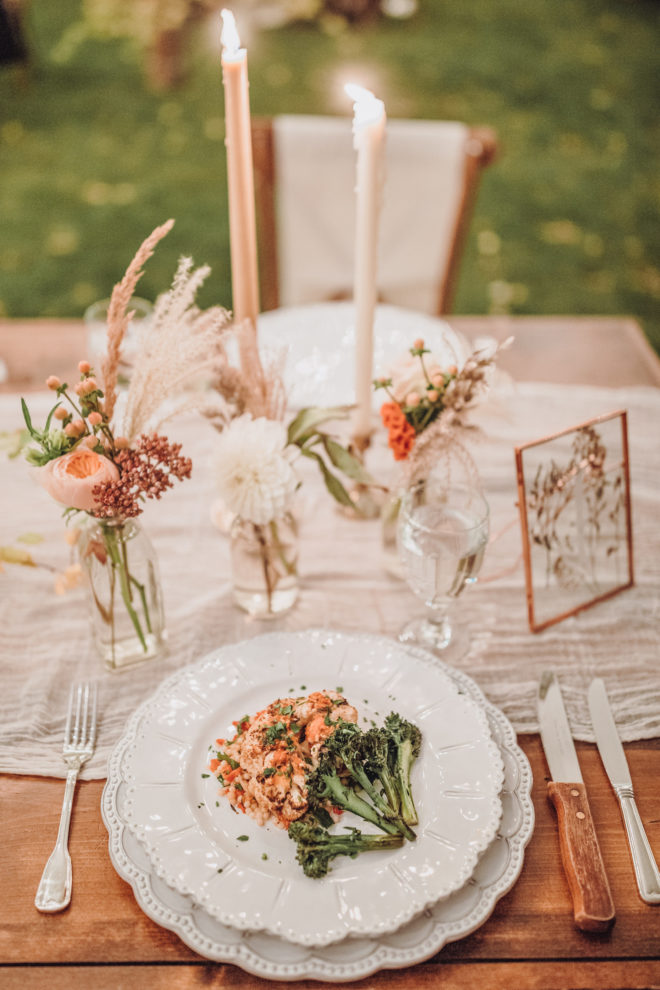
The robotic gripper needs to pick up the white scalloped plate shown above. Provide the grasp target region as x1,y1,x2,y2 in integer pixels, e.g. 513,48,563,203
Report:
102,649,534,981
117,630,503,947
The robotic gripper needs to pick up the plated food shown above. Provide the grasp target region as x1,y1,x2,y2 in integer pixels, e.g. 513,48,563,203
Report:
208,689,422,877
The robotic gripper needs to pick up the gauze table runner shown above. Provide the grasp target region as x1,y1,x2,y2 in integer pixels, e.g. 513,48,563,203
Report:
1,382,659,779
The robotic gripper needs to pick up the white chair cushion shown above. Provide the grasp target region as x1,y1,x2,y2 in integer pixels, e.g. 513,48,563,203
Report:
273,115,469,314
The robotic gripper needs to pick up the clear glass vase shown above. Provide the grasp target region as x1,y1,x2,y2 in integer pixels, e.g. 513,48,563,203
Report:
78,516,166,671
230,513,299,618
381,489,404,578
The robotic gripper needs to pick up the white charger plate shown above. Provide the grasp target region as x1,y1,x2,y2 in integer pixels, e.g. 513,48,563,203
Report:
102,647,534,981
117,630,504,947
258,302,471,409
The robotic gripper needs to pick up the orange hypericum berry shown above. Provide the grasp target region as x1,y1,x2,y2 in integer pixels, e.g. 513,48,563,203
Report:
427,389,439,402
54,406,68,421
88,411,103,426
413,338,424,350
46,376,61,390
405,392,420,407
78,361,91,374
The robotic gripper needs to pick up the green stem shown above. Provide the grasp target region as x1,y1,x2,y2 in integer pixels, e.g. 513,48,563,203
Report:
268,519,297,576
103,524,148,652
130,573,152,634
253,523,275,613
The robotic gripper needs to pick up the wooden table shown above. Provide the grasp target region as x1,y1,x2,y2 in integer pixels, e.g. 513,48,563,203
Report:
1,315,659,989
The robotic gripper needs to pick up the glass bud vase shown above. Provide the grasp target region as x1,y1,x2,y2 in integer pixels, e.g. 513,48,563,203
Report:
78,516,166,671
381,489,404,579
230,513,299,618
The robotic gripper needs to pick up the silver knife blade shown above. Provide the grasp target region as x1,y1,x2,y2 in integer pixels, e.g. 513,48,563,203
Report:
587,678,632,789
538,670,583,782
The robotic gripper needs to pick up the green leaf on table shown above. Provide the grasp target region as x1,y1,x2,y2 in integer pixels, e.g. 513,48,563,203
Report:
0,428,31,458
287,406,351,446
299,447,354,508
16,532,45,545
321,436,376,485
0,546,37,567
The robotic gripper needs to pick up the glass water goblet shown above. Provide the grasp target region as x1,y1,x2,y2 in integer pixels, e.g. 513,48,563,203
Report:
396,479,489,658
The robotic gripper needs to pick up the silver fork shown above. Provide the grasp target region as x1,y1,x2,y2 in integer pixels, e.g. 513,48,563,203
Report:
35,682,98,913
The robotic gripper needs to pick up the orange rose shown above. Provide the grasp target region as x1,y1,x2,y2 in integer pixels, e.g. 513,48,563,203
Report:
37,448,119,512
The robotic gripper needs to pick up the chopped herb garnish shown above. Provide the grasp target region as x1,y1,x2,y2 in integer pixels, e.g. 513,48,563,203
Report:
237,835,249,842
324,712,333,726
216,751,239,769
217,868,223,873
234,782,244,792
262,767,277,777
197,802,205,808
261,853,268,861
279,704,294,715
300,685,306,690
263,721,287,744
215,801,220,807
336,686,344,693
201,773,210,778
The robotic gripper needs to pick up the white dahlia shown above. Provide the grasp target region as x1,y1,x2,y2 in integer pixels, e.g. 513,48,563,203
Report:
215,415,298,525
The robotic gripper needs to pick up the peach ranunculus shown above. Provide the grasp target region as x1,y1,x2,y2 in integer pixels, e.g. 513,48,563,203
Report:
37,449,119,512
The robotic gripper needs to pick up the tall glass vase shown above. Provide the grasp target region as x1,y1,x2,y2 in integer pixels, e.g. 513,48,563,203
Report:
79,516,166,671
230,513,299,618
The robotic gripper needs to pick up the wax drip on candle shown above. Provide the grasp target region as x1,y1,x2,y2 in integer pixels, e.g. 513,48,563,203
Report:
221,8,243,59
345,83,385,128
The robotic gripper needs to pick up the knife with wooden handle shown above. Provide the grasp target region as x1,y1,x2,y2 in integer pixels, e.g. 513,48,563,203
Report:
538,671,615,932
588,678,660,905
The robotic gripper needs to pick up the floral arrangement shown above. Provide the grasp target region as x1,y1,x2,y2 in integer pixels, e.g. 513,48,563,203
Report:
209,321,378,615
19,219,229,662
374,335,511,482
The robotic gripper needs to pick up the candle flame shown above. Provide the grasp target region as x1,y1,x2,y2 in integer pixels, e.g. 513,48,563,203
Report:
345,83,385,126
221,8,241,55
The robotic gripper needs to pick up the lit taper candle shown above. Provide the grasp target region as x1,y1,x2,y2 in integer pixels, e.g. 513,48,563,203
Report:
345,83,386,441
221,9,260,336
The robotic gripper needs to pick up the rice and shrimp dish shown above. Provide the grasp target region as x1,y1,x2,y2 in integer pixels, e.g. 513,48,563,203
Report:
208,689,422,877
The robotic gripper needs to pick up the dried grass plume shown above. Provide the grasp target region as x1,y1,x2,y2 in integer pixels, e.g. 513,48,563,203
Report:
102,219,175,422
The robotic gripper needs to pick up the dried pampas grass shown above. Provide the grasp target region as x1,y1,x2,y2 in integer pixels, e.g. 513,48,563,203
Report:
122,254,231,440
102,219,175,423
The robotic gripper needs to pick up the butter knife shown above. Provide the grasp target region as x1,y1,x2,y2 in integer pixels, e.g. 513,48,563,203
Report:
538,671,615,931
588,678,660,905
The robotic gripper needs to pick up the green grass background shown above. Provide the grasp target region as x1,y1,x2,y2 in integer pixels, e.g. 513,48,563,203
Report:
1,0,658,351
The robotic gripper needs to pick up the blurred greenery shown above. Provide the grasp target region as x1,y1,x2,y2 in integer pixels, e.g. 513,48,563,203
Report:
0,0,658,352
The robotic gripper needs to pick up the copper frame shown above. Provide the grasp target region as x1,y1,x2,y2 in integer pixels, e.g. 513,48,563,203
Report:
515,409,634,633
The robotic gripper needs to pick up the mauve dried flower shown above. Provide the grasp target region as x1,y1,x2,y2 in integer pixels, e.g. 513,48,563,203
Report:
92,433,192,518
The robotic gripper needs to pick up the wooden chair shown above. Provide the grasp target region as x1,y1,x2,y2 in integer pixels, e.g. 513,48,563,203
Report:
251,115,497,316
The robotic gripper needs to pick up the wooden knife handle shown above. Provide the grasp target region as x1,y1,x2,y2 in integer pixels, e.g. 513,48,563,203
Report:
547,781,615,932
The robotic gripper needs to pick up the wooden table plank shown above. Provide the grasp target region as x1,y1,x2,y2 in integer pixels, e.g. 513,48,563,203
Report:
1,739,658,978
2,316,660,392
1,960,659,990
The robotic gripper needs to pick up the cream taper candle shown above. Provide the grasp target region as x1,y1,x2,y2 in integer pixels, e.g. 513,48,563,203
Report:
221,9,260,335
346,83,386,440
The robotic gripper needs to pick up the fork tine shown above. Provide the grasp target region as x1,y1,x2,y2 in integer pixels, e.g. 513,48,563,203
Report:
64,684,75,744
81,683,90,747
88,683,98,748
72,684,84,747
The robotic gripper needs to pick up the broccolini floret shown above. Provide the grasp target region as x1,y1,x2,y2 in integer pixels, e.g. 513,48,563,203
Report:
384,712,422,826
325,721,416,841
289,820,403,878
306,754,402,836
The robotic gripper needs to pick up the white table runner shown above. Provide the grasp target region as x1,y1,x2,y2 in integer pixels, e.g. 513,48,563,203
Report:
1,382,659,779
